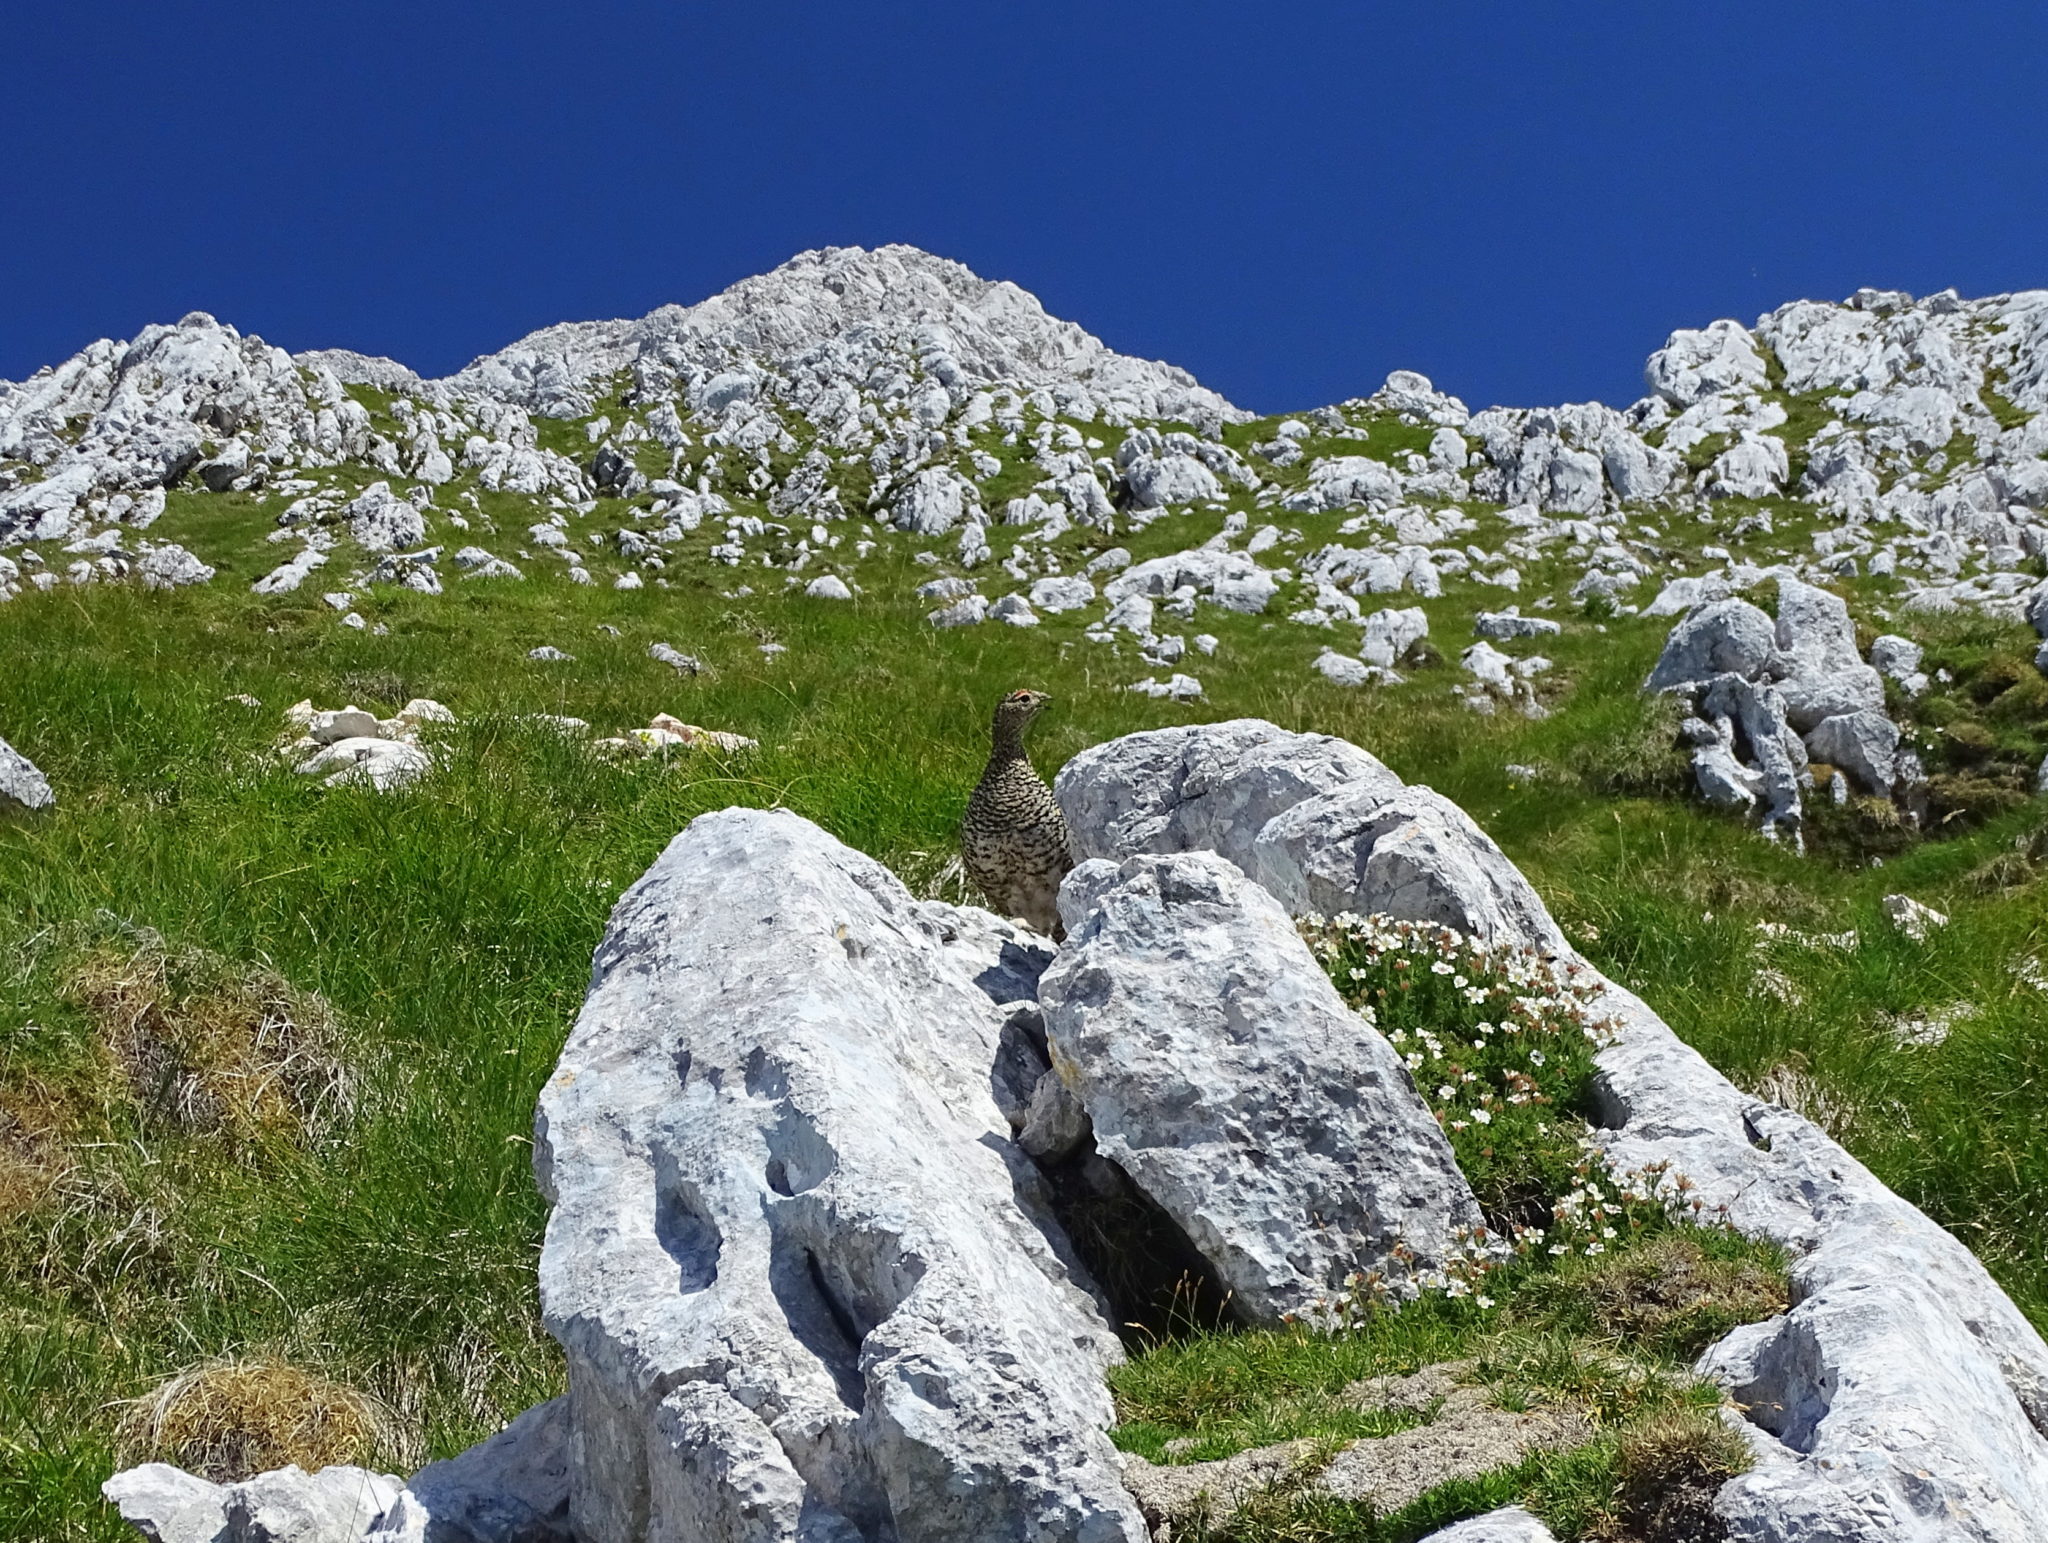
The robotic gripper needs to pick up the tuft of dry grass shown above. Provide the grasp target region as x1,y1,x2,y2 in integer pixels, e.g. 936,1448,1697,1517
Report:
58,923,351,1147
1744,1060,1854,1141
114,1356,398,1483
1599,1408,1751,1543
1514,1233,1789,1363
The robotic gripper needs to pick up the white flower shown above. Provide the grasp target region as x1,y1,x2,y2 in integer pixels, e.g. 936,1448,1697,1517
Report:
1430,960,1455,976
1471,1108,1491,1124
1528,1049,1545,1067
1437,1084,1456,1100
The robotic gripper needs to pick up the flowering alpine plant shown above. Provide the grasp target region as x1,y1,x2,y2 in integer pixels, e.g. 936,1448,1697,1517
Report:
1297,913,1727,1325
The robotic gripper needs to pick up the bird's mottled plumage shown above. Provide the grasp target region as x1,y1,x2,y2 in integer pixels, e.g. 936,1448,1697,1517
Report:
962,688,1075,938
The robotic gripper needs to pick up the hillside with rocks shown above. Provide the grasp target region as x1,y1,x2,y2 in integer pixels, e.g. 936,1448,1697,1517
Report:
7,247,2048,1542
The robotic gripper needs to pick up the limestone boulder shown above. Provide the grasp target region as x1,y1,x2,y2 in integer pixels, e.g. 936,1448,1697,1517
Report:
1039,852,1480,1322
1803,709,1900,795
1252,786,1570,956
0,732,55,810
1643,598,1777,692
531,807,1145,1543
1054,718,1403,881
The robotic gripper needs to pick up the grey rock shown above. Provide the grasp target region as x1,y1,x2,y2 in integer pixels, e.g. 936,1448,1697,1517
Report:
1359,605,1429,666
1017,1069,1093,1164
646,642,703,674
101,1464,228,1543
1461,641,1516,691
1057,717,2048,1539
1699,674,1804,835
1055,719,1403,882
1251,785,1571,956
1644,598,1777,692
927,593,987,628
1124,673,1204,700
1416,1508,1557,1543
1041,852,1479,1321
225,1465,404,1543
342,483,426,553
914,576,976,601
989,592,1038,627
309,707,381,744
1472,610,1561,641
1869,633,1928,695
1313,649,1375,687
252,546,328,595
890,465,978,534
1803,710,1900,795
1644,318,1768,407
364,1396,571,1543
1772,577,1885,731
803,574,853,600
136,542,216,590
453,547,523,580
1028,575,1095,613
527,645,573,662
296,736,434,792
0,733,56,810
532,808,1145,1543
1693,741,1763,811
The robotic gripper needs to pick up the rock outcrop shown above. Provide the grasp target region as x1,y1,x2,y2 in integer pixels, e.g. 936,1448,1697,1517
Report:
1040,851,1479,1321
1056,717,2048,1543
102,718,2048,1543
531,807,1146,1543
1646,575,1921,841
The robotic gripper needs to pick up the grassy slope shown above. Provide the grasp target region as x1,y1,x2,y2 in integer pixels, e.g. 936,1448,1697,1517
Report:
6,460,2048,1536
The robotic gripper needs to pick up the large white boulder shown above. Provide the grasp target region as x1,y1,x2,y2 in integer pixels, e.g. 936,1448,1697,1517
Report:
889,465,978,535
531,807,1145,1543
1055,718,1403,881
1644,319,1768,407
1040,851,1480,1322
1772,576,1886,731
0,733,55,810
342,483,427,553
1643,598,1777,692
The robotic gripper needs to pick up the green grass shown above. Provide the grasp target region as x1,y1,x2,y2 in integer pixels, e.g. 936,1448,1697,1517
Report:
8,460,2048,1534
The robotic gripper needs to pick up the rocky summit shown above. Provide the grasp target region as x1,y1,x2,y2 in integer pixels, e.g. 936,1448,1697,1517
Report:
11,247,2048,1541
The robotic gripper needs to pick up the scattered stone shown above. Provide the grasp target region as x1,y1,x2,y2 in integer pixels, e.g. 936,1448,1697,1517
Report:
646,642,703,674
1473,610,1561,641
0,733,55,811
1882,893,1949,941
595,713,758,757
135,542,216,590
929,594,988,628
527,646,573,662
804,574,852,600
1125,673,1203,699
989,592,1038,627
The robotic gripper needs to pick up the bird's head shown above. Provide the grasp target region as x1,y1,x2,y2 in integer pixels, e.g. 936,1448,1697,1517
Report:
992,687,1052,734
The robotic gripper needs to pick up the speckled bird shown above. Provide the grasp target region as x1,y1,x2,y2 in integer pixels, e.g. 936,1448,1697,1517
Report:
962,688,1076,938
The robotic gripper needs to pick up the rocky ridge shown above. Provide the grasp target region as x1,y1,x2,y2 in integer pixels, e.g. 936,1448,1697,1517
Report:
1,257,2042,649
8,256,2048,837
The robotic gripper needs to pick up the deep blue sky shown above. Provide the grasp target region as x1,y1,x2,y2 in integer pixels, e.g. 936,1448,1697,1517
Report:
5,3,2044,414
